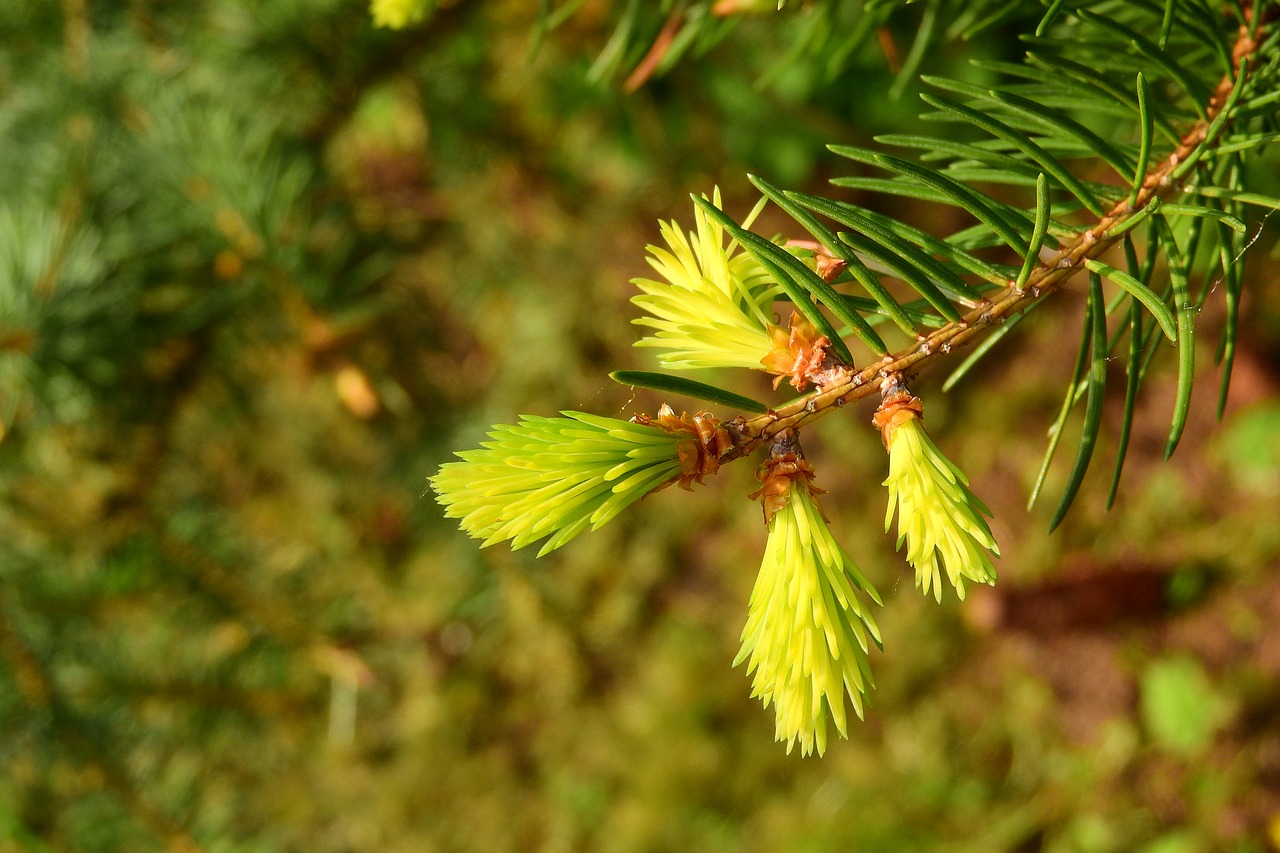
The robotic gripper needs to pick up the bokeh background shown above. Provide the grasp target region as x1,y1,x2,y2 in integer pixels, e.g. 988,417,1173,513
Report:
2,1,1280,850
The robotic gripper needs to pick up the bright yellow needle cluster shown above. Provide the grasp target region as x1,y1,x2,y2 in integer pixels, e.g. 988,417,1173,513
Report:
370,0,430,29
631,190,783,371
431,413,685,556
883,418,999,602
736,484,882,757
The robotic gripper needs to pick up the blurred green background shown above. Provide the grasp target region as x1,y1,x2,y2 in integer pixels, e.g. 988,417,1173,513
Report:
2,1,1280,850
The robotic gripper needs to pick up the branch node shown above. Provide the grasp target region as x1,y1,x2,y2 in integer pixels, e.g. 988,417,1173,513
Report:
749,430,820,524
872,385,923,450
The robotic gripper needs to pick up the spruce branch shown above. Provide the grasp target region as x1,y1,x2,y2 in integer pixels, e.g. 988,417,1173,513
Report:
425,0,1279,756
710,2,1272,467
440,1,1277,545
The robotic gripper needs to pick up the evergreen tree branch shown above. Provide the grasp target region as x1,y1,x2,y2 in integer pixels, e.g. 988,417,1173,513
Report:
712,2,1270,466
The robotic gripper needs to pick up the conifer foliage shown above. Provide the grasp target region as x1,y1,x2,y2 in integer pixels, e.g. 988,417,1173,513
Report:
431,0,1280,754
1,0,1278,849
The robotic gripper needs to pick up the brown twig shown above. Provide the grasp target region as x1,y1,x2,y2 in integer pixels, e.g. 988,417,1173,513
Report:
624,9,685,92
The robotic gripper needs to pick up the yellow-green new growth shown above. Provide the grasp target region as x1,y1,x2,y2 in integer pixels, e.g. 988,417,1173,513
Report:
736,454,882,757
877,393,999,602
431,412,688,556
631,189,784,371
370,0,430,29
